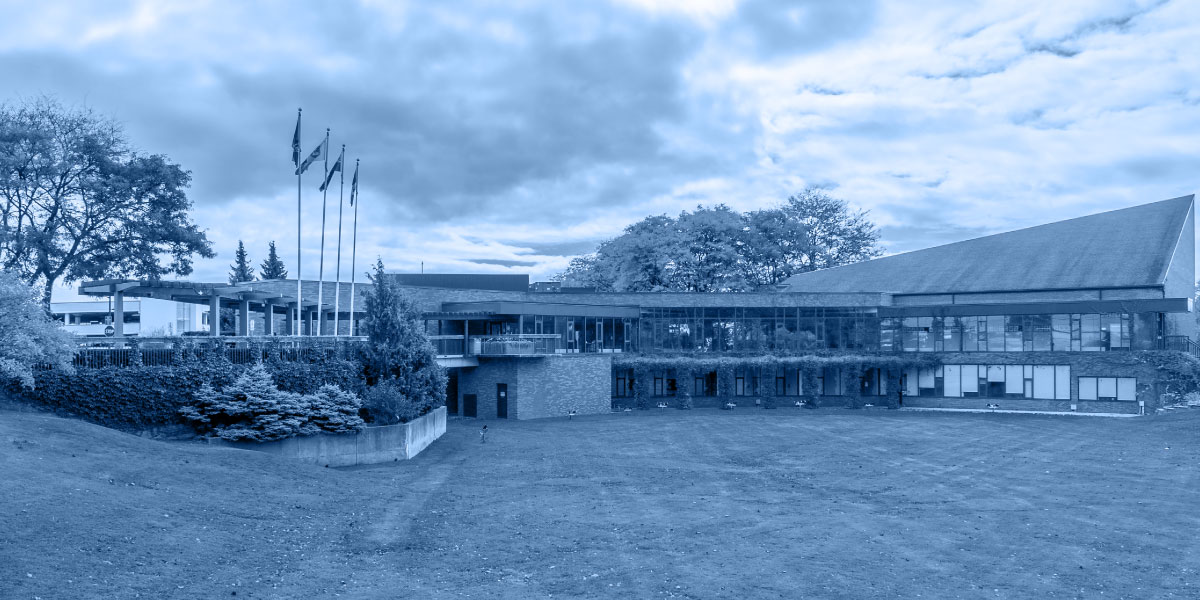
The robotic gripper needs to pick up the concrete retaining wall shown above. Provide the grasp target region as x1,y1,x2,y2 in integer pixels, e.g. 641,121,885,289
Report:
209,406,446,467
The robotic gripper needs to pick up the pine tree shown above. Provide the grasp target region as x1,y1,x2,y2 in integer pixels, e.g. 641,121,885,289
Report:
229,240,254,284
260,241,288,280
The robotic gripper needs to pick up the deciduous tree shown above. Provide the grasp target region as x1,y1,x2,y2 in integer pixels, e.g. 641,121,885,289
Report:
0,97,213,310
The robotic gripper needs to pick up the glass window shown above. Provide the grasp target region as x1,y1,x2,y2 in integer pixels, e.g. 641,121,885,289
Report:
1051,314,1070,351
944,365,961,397
1032,366,1055,399
962,317,979,352
1097,377,1117,399
987,316,1006,352
1078,377,1097,400
1081,314,1103,351
1030,315,1052,351
943,317,962,352
1005,316,1023,352
1117,378,1136,401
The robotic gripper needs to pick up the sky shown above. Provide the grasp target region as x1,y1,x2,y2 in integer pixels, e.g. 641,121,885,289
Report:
1,0,1198,301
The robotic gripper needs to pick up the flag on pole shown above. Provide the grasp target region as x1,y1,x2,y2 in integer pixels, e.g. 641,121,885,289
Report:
319,147,344,192
291,111,301,166
296,134,327,175
349,161,358,205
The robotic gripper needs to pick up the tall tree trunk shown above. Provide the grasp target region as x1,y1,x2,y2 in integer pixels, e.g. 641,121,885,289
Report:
41,276,56,315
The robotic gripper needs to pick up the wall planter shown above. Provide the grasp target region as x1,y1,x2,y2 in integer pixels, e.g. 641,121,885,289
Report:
207,406,446,467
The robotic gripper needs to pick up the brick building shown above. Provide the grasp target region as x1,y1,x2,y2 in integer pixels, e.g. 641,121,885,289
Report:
80,195,1197,418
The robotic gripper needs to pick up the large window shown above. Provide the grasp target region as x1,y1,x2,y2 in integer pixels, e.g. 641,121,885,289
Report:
1078,377,1136,401
926,364,1071,400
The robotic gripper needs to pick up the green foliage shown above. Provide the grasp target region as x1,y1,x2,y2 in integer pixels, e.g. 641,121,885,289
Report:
180,364,364,442
842,363,864,409
10,357,366,431
801,369,820,408
360,259,446,410
0,96,214,309
0,270,75,388
676,365,693,409
260,241,288,280
361,378,422,425
632,364,650,410
229,240,254,284
557,188,881,292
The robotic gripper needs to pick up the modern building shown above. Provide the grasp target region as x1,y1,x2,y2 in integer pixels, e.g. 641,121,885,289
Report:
78,195,1196,418
51,298,205,337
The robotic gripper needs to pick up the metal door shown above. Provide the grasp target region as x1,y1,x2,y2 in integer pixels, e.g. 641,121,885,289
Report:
497,384,508,418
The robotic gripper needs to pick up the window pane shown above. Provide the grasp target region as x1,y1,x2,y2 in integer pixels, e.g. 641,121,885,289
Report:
1032,366,1055,399
1051,314,1070,351
960,365,978,395
1098,377,1117,399
1081,314,1104,351
1117,378,1136,401
1055,366,1070,400
944,365,961,397
1005,365,1023,394
1079,377,1097,400
987,316,1006,352
1005,316,1023,352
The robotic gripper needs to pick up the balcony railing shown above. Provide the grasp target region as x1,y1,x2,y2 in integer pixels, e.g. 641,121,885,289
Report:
430,334,560,357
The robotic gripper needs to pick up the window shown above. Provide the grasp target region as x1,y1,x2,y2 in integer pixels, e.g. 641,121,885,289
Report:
654,377,663,396
1078,377,1136,401
941,364,1070,400
735,377,745,396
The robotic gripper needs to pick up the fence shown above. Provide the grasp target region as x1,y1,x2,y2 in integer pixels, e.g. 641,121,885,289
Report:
1160,335,1200,356
68,336,368,369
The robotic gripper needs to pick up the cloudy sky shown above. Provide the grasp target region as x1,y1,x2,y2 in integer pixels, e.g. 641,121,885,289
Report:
3,0,1198,299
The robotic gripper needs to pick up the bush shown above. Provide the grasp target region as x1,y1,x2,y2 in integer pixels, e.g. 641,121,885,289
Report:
180,364,364,442
0,270,75,388
362,378,421,425
10,356,367,431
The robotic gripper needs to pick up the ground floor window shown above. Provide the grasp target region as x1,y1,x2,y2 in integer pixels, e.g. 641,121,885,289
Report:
921,365,1070,400
1078,377,1136,401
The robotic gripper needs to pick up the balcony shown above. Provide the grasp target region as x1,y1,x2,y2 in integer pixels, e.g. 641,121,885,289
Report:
429,334,561,358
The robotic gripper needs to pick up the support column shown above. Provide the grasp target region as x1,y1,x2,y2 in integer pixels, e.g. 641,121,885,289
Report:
209,295,220,337
306,310,316,336
238,299,250,336
263,304,275,336
113,291,125,338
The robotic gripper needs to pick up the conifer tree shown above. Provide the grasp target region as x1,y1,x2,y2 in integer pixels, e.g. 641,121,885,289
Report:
228,240,254,284
260,241,288,280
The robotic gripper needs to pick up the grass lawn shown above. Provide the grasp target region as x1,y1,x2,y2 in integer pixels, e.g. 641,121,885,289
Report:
2,406,1199,599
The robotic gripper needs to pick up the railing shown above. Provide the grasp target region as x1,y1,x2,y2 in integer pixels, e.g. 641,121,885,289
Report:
68,336,367,369
431,334,561,357
1160,335,1200,356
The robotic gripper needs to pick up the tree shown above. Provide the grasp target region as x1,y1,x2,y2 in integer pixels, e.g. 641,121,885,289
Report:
0,96,213,310
228,240,254,284
555,188,881,292
360,259,446,414
260,241,287,280
0,269,75,388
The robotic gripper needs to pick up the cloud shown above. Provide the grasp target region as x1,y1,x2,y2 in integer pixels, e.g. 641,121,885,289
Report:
3,0,1198,295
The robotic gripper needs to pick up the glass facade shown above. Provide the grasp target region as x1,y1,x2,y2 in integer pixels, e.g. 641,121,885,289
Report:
881,313,1140,353
637,307,878,353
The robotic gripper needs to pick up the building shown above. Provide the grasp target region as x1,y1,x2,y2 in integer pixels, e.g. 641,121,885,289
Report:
51,298,205,337
78,195,1196,418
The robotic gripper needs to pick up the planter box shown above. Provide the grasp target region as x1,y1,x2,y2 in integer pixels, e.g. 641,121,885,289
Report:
208,406,446,467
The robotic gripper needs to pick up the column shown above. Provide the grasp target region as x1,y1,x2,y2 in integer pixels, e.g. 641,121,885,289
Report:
263,304,275,336
113,291,125,337
306,310,316,336
238,299,250,336
209,295,220,337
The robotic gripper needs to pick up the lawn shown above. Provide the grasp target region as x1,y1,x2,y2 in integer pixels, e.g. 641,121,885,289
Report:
2,405,1199,599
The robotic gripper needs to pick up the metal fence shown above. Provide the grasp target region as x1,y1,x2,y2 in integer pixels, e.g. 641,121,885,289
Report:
68,336,367,369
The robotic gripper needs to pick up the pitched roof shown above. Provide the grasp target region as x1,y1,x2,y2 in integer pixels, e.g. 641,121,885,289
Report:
783,195,1195,295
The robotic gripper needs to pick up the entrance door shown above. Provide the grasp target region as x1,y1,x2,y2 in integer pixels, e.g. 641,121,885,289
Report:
463,394,477,418
497,384,508,418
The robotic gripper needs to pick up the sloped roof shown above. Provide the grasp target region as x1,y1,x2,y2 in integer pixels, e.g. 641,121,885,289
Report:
783,195,1195,295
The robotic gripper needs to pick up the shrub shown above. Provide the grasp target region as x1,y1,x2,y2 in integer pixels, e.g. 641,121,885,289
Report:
180,364,364,442
10,357,367,431
676,366,693,409
362,378,420,425
0,271,75,388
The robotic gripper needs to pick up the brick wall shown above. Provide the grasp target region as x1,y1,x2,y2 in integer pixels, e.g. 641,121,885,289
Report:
452,355,612,420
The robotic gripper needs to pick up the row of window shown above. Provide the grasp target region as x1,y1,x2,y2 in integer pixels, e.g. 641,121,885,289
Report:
613,366,1139,402
881,314,1139,353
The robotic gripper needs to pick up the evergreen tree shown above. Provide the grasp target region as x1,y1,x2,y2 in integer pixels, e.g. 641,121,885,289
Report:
360,259,447,415
228,240,254,284
260,241,288,280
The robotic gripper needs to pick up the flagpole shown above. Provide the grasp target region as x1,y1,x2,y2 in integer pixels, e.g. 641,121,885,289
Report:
349,159,360,337
295,108,302,338
316,129,330,336
333,145,345,337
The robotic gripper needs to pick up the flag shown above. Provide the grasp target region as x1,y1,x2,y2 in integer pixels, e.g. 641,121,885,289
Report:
291,111,301,166
349,161,358,205
296,135,327,175
319,148,344,192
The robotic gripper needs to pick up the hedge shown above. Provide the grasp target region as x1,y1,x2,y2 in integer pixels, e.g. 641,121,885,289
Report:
8,356,367,431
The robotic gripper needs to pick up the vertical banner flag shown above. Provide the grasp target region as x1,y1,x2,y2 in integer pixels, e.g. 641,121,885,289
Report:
320,146,344,192
350,161,358,205
292,112,301,167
